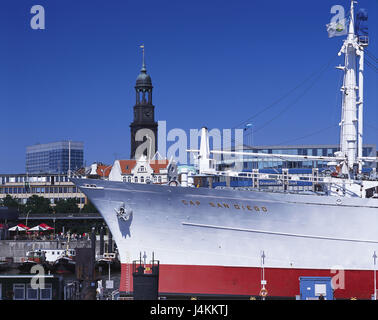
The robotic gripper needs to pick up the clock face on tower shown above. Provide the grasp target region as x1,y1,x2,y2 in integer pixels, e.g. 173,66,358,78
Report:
143,110,152,120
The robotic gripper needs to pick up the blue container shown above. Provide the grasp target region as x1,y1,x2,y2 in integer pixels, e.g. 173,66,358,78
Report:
299,277,333,300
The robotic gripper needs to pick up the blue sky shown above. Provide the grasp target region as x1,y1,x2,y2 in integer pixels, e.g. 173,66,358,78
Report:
0,0,377,172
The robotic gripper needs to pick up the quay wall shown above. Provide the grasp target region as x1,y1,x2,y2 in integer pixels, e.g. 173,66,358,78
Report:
0,240,101,262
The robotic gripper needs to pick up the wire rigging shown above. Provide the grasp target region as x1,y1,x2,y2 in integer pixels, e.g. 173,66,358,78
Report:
365,59,378,73
229,55,339,131
243,55,337,138
275,124,339,146
201,54,340,154
366,49,378,63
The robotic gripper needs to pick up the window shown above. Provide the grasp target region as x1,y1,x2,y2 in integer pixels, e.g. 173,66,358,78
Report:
315,284,327,297
127,176,131,183
13,284,25,300
141,176,144,183
158,176,162,183
27,284,38,300
134,177,138,183
123,176,127,182
40,283,52,300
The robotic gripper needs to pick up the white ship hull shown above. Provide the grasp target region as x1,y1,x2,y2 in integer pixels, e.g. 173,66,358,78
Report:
73,178,378,298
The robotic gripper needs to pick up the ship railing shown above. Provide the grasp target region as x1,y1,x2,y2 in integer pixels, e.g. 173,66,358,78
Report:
208,170,325,183
358,36,369,46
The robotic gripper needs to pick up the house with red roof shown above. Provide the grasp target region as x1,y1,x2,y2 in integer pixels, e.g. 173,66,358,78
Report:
88,163,113,179
108,155,177,184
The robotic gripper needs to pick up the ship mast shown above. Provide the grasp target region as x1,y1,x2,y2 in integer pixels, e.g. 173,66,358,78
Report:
337,0,367,175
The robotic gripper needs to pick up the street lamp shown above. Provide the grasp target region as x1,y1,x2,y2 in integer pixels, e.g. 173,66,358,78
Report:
373,251,377,300
53,215,56,239
260,250,267,300
25,210,32,228
244,123,253,147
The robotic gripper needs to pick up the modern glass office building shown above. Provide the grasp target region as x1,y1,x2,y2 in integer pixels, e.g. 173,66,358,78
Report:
26,141,84,174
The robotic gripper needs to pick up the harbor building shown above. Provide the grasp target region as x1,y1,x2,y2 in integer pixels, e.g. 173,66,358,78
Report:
0,173,86,207
26,141,84,175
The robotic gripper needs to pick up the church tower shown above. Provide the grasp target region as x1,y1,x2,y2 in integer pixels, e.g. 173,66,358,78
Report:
130,46,158,159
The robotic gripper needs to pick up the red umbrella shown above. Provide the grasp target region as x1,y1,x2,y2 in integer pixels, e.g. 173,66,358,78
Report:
39,223,54,230
29,225,47,231
9,224,30,231
17,224,30,230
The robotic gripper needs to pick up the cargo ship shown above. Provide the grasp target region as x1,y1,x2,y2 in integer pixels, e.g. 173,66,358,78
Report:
73,1,378,299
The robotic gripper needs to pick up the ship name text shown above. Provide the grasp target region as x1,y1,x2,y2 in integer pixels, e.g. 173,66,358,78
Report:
181,199,268,212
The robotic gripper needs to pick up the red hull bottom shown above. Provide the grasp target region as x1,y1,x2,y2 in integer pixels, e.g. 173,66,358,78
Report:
119,263,376,299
